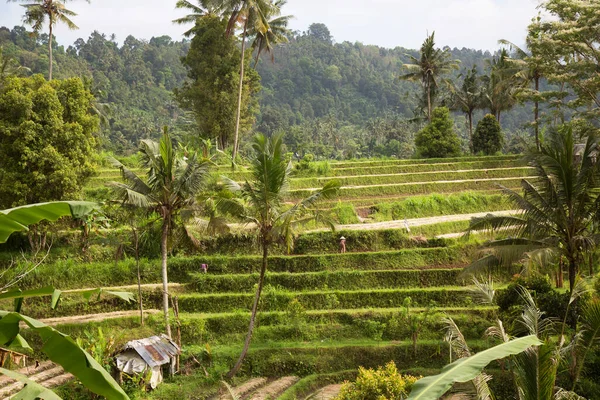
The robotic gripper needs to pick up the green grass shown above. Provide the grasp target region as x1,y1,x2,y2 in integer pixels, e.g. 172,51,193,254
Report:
175,286,488,313
286,167,533,189
187,268,470,293
369,192,514,221
286,176,528,200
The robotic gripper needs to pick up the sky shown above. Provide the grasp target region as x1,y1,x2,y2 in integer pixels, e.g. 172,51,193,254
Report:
0,0,542,51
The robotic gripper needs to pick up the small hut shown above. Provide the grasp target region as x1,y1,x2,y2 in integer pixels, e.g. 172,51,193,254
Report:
115,335,180,389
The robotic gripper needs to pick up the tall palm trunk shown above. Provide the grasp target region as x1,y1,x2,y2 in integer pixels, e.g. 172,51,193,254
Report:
232,20,248,168
568,257,577,293
534,76,540,150
227,238,268,378
133,227,144,326
48,23,53,80
161,215,172,338
426,78,432,122
467,112,473,153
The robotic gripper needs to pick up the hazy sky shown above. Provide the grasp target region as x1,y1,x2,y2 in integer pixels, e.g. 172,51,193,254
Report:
0,0,542,50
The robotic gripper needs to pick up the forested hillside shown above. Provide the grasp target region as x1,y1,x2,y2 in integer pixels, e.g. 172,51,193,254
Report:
0,23,533,156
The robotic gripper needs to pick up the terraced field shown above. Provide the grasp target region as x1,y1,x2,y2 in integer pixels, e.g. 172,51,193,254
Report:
8,155,526,398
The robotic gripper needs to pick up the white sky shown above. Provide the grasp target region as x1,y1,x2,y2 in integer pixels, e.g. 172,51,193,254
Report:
0,0,542,50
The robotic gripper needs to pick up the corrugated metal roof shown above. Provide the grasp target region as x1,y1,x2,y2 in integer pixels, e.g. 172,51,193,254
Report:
120,335,180,368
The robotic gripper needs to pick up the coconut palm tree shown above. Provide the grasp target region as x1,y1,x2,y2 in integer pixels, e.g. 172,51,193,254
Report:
219,133,340,377
109,127,211,337
480,49,522,127
499,39,546,150
449,66,483,152
400,32,460,122
9,0,84,80
225,0,281,166
464,126,600,293
249,0,291,67
172,0,216,37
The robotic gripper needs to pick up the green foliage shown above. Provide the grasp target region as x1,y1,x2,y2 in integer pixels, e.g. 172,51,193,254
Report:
189,269,465,293
473,114,503,155
335,361,418,400
176,16,260,149
406,335,541,400
0,311,129,399
0,75,99,208
0,201,98,244
371,192,513,221
414,107,461,158
176,287,476,313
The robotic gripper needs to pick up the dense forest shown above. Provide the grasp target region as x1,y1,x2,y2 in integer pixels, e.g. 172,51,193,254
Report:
0,23,535,157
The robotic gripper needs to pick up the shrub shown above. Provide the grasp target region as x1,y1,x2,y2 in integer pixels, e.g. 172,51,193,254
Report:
334,361,419,400
415,107,461,158
473,114,504,155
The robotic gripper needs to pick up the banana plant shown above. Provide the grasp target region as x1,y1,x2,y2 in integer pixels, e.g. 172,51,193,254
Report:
0,201,130,400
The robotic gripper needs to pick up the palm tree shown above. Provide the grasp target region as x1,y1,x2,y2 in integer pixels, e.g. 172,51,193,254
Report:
0,46,29,84
480,49,522,127
109,127,211,337
449,66,482,152
172,0,216,37
9,0,83,80
464,126,600,293
225,0,282,166
499,39,545,150
400,32,460,122
249,0,291,67
220,133,340,377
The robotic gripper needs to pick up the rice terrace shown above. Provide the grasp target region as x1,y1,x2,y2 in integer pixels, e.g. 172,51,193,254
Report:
1,0,600,399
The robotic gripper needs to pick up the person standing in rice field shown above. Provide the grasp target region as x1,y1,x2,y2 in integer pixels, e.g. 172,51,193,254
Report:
339,236,346,253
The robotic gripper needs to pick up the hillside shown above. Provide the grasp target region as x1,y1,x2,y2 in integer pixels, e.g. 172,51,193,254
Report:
0,24,533,156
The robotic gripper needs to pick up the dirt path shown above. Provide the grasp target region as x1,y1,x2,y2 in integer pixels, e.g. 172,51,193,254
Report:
309,210,517,232
248,376,299,400
311,384,344,400
38,309,160,326
64,283,182,293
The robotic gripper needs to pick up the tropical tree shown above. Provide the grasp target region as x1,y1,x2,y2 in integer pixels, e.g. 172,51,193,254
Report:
480,49,521,127
528,0,600,121
225,0,288,165
0,201,131,400
473,114,503,155
0,46,29,84
109,127,211,337
449,66,482,152
249,0,291,67
408,279,597,400
499,38,546,150
172,0,216,37
9,0,85,80
219,133,340,377
464,126,600,293
400,32,460,122
414,107,461,158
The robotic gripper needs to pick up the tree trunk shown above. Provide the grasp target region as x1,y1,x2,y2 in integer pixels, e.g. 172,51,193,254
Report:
232,20,248,168
534,76,540,150
557,257,564,288
48,23,53,81
426,80,432,122
589,252,594,277
161,216,172,338
468,112,473,153
568,257,577,293
133,227,144,326
227,239,268,378
497,111,501,127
